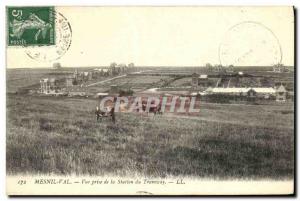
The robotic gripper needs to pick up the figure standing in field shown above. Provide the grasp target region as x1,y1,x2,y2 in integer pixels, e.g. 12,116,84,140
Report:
110,96,117,123
95,106,102,122
110,106,115,124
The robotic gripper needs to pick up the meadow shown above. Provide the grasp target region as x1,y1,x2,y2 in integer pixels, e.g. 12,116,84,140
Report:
7,94,294,179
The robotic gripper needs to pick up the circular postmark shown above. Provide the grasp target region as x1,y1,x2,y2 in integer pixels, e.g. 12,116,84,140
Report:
25,10,72,62
219,21,282,66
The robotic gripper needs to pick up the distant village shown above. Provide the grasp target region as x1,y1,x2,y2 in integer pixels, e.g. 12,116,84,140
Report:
36,62,293,103
39,62,137,97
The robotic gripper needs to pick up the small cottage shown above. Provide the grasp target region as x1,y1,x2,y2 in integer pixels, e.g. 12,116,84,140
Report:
276,85,287,102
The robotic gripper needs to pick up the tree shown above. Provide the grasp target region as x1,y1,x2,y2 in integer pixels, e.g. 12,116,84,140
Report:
273,63,285,73
110,62,117,68
205,63,213,72
117,63,127,73
53,62,62,69
227,64,234,72
128,63,134,68
205,63,212,68
128,63,135,72
110,62,117,75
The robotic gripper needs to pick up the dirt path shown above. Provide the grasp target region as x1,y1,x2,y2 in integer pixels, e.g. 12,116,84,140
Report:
87,74,127,87
87,70,154,87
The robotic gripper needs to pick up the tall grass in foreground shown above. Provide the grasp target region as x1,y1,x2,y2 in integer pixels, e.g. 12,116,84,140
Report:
6,95,294,179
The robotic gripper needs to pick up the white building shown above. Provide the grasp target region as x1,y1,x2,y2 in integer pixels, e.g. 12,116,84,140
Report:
205,87,276,99
40,78,58,94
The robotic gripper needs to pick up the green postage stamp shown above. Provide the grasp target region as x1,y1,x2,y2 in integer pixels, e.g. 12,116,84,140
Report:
7,7,55,46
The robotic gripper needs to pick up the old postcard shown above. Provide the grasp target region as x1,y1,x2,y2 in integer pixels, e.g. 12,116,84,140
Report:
6,6,294,195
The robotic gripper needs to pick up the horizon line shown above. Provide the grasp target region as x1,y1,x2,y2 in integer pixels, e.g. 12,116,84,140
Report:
6,65,294,69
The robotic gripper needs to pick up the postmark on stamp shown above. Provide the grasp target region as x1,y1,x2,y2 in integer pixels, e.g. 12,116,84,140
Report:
218,21,282,66
7,7,55,46
7,6,72,62
25,11,72,62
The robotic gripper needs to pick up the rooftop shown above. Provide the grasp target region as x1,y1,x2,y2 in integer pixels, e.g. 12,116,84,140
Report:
206,87,276,94
199,75,208,79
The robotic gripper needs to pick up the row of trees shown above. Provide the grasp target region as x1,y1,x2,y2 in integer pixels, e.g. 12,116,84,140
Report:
205,63,234,73
109,62,136,76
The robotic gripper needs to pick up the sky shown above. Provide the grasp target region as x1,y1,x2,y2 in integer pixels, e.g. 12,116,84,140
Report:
7,6,294,68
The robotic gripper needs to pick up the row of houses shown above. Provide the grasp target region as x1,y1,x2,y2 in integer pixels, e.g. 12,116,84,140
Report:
66,69,92,87
205,64,234,73
66,63,137,87
273,64,290,73
191,72,245,88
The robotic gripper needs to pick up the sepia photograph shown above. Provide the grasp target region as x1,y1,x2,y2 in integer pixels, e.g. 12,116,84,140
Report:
5,6,295,195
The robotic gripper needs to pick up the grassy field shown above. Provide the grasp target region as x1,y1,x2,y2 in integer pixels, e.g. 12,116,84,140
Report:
7,94,294,179
99,75,174,89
